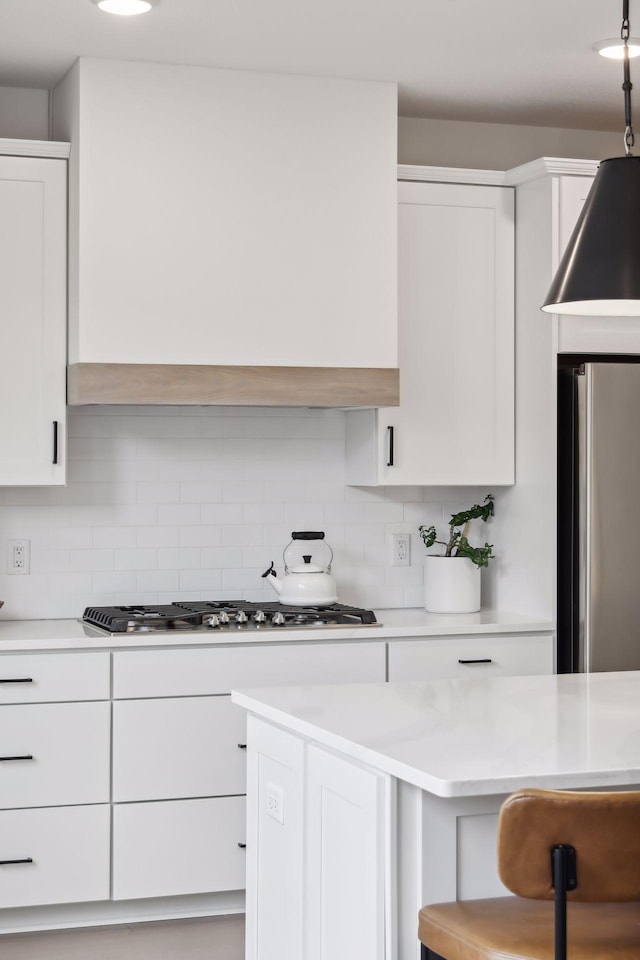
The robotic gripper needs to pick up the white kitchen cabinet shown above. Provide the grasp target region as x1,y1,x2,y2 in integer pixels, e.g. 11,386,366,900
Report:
346,175,514,486
112,796,247,901
387,633,555,682
245,716,390,960
0,652,111,911
0,805,110,909
112,696,247,801
111,640,386,901
53,58,398,407
304,745,389,960
0,150,67,484
0,702,110,809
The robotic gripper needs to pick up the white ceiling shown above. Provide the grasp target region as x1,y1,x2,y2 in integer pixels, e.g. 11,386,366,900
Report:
0,0,635,129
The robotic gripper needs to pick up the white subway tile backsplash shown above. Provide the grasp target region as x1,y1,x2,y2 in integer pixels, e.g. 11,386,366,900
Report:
0,408,490,618
180,482,223,504
180,526,223,548
93,571,138,594
137,570,180,593
200,504,242,525
158,548,201,570
136,527,181,549
49,527,93,550
137,482,181,504
114,548,158,571
93,527,138,549
157,504,201,526
70,549,114,572
202,546,242,569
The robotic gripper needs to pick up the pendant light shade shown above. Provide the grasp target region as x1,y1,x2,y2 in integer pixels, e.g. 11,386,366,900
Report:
541,156,640,315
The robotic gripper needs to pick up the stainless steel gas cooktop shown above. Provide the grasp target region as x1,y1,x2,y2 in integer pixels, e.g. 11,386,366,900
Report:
82,601,378,634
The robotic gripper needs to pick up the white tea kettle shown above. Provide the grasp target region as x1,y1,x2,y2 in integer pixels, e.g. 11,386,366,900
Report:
262,531,338,606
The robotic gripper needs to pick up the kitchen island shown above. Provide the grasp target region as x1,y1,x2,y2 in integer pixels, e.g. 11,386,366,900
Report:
232,671,640,960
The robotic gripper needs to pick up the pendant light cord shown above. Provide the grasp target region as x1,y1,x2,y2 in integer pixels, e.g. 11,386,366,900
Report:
623,0,635,154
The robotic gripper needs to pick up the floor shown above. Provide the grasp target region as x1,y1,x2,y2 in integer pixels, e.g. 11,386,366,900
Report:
0,915,245,960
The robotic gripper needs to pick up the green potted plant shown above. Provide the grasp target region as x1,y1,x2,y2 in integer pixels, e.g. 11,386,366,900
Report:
419,495,495,613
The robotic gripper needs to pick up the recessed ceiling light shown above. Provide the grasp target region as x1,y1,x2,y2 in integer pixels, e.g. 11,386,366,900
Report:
93,0,156,15
593,37,640,59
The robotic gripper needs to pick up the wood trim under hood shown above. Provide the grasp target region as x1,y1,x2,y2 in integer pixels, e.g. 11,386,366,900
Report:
67,363,400,407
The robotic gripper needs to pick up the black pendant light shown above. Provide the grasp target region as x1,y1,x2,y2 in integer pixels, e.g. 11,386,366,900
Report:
541,0,640,316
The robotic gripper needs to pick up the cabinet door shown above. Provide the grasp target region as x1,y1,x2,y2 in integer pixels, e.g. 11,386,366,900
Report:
0,156,66,485
305,745,390,960
112,796,246,900
387,633,555,681
0,702,110,809
0,805,110,908
112,695,247,801
347,180,514,486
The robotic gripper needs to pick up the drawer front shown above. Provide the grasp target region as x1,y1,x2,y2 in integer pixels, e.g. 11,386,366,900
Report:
387,634,555,682
113,641,385,698
112,796,246,900
113,696,247,802
0,805,110,908
0,702,111,809
0,652,110,704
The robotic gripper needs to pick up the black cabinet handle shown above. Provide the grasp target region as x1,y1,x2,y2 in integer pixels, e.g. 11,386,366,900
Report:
386,426,395,467
237,842,247,849
53,421,59,465
0,755,33,762
457,658,493,665
0,858,33,866
0,678,33,684
237,743,247,750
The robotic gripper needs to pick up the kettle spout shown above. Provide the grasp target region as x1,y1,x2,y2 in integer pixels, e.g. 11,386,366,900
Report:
261,562,283,595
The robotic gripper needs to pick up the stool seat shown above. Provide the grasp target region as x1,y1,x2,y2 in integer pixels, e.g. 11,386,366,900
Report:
419,897,640,960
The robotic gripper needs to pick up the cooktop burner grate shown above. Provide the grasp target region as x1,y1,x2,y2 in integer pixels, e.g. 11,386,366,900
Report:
82,600,377,633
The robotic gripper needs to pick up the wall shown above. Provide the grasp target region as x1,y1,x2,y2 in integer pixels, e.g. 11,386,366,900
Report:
0,87,49,140
0,407,499,619
398,116,620,169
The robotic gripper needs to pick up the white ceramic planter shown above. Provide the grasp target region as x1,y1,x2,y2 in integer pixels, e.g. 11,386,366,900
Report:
423,556,481,613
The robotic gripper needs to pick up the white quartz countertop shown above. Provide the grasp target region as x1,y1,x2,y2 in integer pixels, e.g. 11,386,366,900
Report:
0,609,553,651
232,671,640,798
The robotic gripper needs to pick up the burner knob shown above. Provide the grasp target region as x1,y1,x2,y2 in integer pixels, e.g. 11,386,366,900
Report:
236,610,248,625
272,611,285,626
254,609,267,624
207,614,220,628
219,611,230,625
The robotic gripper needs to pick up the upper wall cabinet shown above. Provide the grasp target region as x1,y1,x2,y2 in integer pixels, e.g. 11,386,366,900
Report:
0,146,67,485
53,59,399,408
346,175,515,486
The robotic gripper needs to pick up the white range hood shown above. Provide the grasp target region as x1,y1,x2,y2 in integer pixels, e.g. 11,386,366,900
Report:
53,59,399,407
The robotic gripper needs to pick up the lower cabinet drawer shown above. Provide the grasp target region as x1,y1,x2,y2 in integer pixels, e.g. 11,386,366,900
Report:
112,695,247,802
112,796,246,900
387,634,555,681
0,701,111,809
0,805,110,908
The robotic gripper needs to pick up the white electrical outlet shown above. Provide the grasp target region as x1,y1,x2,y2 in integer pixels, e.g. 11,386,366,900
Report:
7,539,30,576
391,533,410,567
266,782,284,824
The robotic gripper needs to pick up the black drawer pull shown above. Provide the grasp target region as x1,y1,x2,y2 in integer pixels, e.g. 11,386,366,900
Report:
0,678,33,684
53,421,59,465
237,743,247,749
386,425,395,466
0,755,34,762
458,658,493,665
237,842,247,849
0,858,33,866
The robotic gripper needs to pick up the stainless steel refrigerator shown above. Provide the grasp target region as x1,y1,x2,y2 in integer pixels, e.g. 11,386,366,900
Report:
558,359,640,672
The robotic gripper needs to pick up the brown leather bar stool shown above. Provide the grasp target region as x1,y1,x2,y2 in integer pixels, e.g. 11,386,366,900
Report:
418,788,640,960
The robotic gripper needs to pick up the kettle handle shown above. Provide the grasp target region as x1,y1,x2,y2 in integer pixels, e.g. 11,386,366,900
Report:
291,531,325,540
